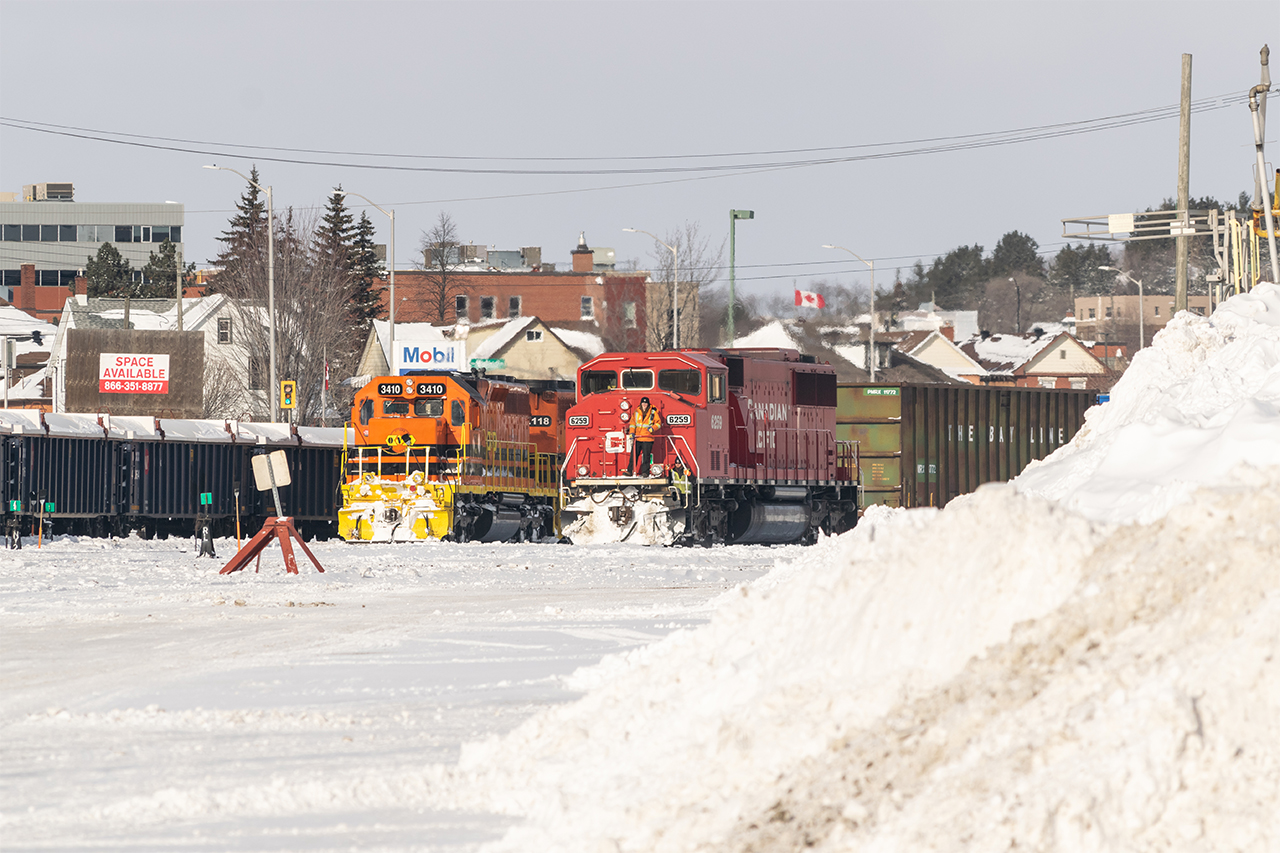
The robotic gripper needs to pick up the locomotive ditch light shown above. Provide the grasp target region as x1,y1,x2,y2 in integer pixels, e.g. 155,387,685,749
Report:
649,463,664,478
577,464,589,476
619,399,631,410
620,411,630,422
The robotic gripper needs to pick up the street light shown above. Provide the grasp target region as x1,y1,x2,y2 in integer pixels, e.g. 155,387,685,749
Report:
205,164,277,421
1100,266,1145,351
623,228,680,349
1009,276,1021,333
822,244,876,381
333,191,396,367
728,210,754,346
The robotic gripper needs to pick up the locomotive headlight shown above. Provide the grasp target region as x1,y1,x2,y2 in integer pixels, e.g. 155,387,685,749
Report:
619,399,631,411
619,411,630,422
649,463,664,478
577,464,589,476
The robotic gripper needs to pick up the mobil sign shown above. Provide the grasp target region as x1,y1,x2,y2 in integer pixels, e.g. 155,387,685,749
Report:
393,339,467,375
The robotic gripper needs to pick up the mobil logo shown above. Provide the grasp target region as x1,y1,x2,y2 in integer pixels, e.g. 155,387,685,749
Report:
394,340,466,374
402,345,456,365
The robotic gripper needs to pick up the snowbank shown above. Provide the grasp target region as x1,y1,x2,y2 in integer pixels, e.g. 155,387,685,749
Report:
450,286,1280,851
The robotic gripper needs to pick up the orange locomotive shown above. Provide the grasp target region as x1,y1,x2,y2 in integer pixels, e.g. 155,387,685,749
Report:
339,371,572,542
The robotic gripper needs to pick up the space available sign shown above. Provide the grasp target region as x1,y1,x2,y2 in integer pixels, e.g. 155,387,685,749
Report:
393,340,467,375
99,352,170,394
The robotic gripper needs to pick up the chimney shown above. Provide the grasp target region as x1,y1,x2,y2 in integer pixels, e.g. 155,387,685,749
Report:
940,323,954,342
19,264,35,311
571,232,594,273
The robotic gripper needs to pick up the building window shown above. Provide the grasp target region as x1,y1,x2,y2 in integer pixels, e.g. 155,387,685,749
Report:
40,225,58,242
2,225,19,241
248,357,266,391
1105,306,1112,319
1088,308,1096,319
526,329,543,342
622,301,637,329
1038,377,1056,389
1059,349,1067,359
115,225,132,243
59,225,77,242
455,294,469,320
1154,305,1160,317
508,295,521,318
581,296,594,320
480,296,495,320
1070,378,1086,390
152,226,170,243
218,317,233,345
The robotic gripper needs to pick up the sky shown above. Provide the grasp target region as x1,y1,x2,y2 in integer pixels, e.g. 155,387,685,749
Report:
0,1,1273,302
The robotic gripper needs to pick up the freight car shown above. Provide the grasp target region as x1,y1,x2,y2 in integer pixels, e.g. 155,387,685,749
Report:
560,348,859,545
338,372,574,542
837,382,1097,509
1,410,346,547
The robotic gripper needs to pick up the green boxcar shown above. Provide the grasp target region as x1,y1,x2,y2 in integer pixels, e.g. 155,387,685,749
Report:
837,383,1097,510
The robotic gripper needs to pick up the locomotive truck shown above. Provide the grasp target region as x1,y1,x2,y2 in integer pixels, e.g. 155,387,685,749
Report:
559,347,859,545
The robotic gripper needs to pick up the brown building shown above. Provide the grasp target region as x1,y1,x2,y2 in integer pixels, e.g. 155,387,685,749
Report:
1074,293,1212,351
385,235,651,351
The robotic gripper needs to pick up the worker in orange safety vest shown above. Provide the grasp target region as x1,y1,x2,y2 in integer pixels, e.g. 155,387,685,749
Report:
626,396,661,475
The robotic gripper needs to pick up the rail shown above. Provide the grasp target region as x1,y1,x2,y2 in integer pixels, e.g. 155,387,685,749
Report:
344,436,556,494
836,439,859,483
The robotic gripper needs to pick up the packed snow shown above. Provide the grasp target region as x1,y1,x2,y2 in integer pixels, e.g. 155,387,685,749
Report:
3,285,1279,851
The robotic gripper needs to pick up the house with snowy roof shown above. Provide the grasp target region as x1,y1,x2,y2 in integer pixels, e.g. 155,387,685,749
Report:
958,328,1114,390
354,316,605,385
0,301,58,409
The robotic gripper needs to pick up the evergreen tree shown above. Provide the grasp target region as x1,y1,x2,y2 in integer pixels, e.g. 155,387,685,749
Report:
140,239,197,299
347,210,384,326
209,166,267,292
924,244,987,310
315,186,355,270
85,242,134,298
989,231,1045,277
1048,243,1115,298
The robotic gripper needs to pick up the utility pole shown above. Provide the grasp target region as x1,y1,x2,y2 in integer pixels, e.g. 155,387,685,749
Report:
1176,53,1192,312
175,246,183,332
728,209,754,346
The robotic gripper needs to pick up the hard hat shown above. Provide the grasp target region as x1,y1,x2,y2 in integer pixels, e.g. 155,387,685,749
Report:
640,397,650,405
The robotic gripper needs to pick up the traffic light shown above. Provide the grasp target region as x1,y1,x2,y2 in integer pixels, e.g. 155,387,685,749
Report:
280,380,297,410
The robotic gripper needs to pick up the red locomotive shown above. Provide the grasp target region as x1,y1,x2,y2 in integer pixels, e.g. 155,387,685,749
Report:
560,348,859,545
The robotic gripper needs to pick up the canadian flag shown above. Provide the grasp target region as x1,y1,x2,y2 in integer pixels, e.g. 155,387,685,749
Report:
795,288,826,308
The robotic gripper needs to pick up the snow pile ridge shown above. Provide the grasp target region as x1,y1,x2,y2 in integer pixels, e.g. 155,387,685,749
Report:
1015,283,1280,524
456,487,1103,849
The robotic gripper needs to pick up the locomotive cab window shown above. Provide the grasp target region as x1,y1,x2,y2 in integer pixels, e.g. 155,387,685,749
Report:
451,400,465,426
382,400,410,416
658,369,700,396
708,372,726,403
414,398,445,417
359,399,373,425
621,369,653,390
581,370,617,395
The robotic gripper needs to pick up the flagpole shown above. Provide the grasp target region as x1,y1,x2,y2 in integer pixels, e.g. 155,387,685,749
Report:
821,245,875,381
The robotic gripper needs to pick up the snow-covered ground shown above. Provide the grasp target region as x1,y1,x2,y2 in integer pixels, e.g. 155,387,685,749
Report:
4,285,1279,851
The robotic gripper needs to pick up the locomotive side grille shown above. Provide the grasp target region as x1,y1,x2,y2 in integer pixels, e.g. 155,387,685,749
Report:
711,449,721,471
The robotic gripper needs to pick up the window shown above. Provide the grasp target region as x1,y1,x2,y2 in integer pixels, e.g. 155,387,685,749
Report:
1105,306,1112,319
455,294,469,320
1070,378,1087,390
581,296,594,320
658,369,700,395
508,295,521,318
59,225,76,242
382,399,410,415
708,372,726,404
217,317,233,345
451,400,465,426
152,226,170,243
480,296,495,320
1154,306,1160,317
621,369,653,390
359,399,373,425
581,370,617,395
1038,377,1057,389
41,225,58,242
414,398,444,417
622,301,637,329
1059,349,1067,360
1088,308,1096,319
115,225,132,243
2,225,20,241
248,357,266,390
526,329,543,342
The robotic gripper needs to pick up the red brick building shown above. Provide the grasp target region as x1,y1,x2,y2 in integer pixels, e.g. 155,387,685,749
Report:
384,236,651,352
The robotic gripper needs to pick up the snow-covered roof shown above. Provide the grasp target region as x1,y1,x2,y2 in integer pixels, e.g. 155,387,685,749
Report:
960,331,1062,372
0,303,57,337
733,320,800,350
550,327,605,359
0,409,352,445
470,316,539,360
371,319,447,364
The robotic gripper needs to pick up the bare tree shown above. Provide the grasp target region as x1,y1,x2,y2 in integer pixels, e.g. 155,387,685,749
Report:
202,351,249,419
643,222,725,350
210,208,360,425
414,212,466,323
